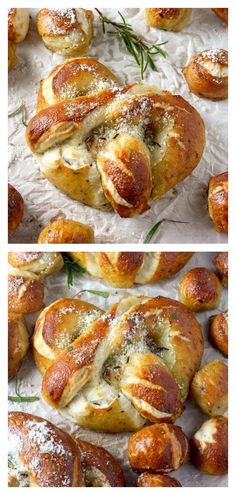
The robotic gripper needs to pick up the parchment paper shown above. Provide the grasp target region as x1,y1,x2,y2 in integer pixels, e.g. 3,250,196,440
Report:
8,8,228,244
8,252,228,486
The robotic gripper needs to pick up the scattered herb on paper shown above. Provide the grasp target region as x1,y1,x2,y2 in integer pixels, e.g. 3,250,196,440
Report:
62,253,85,288
8,378,39,403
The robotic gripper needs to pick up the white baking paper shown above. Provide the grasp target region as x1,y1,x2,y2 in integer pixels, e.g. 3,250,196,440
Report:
8,252,228,486
8,8,228,244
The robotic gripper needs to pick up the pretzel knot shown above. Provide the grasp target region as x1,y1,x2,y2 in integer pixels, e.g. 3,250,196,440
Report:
26,58,205,218
33,296,203,432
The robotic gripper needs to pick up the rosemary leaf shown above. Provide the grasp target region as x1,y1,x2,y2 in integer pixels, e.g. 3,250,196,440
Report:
144,220,164,243
77,289,110,299
8,101,27,126
95,9,167,79
62,253,85,288
8,378,39,403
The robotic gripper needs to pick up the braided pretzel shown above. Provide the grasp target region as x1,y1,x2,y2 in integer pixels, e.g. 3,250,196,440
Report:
32,295,203,432
69,251,193,287
8,412,124,487
26,58,205,218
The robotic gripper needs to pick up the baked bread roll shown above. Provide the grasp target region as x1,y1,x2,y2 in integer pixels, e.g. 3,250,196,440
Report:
33,296,203,432
208,171,228,233
38,219,95,244
8,252,64,277
190,416,228,475
8,269,44,314
137,473,181,487
26,58,205,218
190,360,228,416
212,8,228,24
8,313,29,380
8,184,24,236
146,8,192,31
179,267,222,311
128,423,189,473
183,49,228,100
209,310,228,357
8,412,124,487
8,8,29,43
36,9,93,56
69,252,193,288
213,252,228,287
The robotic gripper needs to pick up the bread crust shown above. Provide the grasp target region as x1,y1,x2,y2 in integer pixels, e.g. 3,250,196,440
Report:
137,472,181,487
209,310,228,357
8,313,29,380
213,252,228,287
190,416,228,475
190,360,228,416
146,8,192,31
38,219,95,244
208,171,228,233
8,269,45,314
8,184,24,236
8,252,64,277
179,267,222,311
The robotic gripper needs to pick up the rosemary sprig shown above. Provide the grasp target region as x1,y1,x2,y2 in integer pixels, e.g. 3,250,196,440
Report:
144,219,164,243
8,101,27,127
62,253,85,288
8,378,39,403
95,9,167,79
75,289,110,299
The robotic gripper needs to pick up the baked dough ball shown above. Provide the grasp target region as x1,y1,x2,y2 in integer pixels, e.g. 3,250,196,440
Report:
213,252,228,287
128,423,189,473
70,252,193,288
209,310,228,357
190,416,228,475
208,171,228,234
146,8,192,31
36,8,93,56
8,41,17,72
8,269,45,314
190,360,228,416
8,8,29,43
179,267,222,312
8,252,64,277
8,184,24,236
212,8,228,25
137,473,181,487
183,49,228,100
8,312,29,381
38,219,95,244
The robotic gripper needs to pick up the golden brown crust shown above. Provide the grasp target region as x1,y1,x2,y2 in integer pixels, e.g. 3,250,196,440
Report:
212,8,228,24
179,267,222,311
208,171,228,233
190,360,228,416
36,9,93,56
8,252,64,277
8,313,29,380
8,270,45,314
8,8,29,43
209,310,228,357
69,252,193,288
8,184,24,236
34,296,203,432
128,423,189,473
38,219,95,244
25,58,205,218
137,473,182,487
190,416,228,475
77,440,125,486
146,8,192,31
213,252,228,287
183,49,228,100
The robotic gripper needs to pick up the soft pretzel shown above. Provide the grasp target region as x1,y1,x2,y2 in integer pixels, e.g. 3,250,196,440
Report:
179,267,222,311
8,8,29,72
26,58,205,218
36,9,93,56
190,360,228,416
190,416,228,475
212,8,228,25
146,8,192,31
8,252,64,277
208,171,228,234
8,412,124,487
183,49,228,100
128,423,189,473
8,269,45,314
8,313,29,380
38,219,95,244
209,310,228,357
32,295,203,432
213,252,228,287
69,252,193,288
8,184,24,236
137,473,181,487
